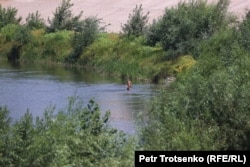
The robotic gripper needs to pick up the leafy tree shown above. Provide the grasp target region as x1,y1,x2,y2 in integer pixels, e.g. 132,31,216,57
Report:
146,0,232,60
0,5,21,28
145,19,163,46
25,11,46,29
47,0,83,32
122,4,149,38
65,17,101,63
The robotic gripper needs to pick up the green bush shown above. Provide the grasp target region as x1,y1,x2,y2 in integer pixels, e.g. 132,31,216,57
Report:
81,34,167,80
0,24,20,42
0,25,32,61
13,26,31,46
146,0,233,60
40,30,73,61
65,17,102,63
0,97,135,166
140,25,250,150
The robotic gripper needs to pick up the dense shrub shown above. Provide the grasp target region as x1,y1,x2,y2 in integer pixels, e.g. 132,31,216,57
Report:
40,30,73,61
140,25,250,150
1,25,32,61
0,24,20,42
65,17,102,63
13,26,31,46
0,98,135,166
146,0,233,60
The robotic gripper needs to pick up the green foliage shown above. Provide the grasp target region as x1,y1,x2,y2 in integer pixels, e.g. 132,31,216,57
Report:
47,0,83,32
65,17,101,63
0,24,32,61
140,23,250,150
237,10,250,51
79,33,119,66
0,24,31,45
81,33,195,81
146,0,232,60
81,34,167,80
6,26,32,61
0,97,135,166
0,106,11,131
167,55,196,74
13,26,32,46
196,28,238,74
19,30,72,62
186,51,250,150
41,30,73,61
25,11,46,30
145,19,162,47
0,28,73,62
0,5,21,28
0,107,13,166
139,95,223,150
0,0,195,80
0,24,20,42
122,4,149,38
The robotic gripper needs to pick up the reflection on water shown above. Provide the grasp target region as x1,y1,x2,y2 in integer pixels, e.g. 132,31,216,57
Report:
0,61,158,133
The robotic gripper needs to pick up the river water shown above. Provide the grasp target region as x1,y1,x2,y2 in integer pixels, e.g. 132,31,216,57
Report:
0,61,158,133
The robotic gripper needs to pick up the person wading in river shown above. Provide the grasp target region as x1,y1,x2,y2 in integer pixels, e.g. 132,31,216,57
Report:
127,79,132,91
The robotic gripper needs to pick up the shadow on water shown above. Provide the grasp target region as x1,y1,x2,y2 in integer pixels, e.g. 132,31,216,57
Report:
0,61,158,133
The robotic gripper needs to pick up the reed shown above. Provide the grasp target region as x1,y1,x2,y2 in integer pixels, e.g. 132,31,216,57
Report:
80,33,180,82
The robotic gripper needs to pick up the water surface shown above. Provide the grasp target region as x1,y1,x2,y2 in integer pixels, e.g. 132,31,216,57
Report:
0,61,157,133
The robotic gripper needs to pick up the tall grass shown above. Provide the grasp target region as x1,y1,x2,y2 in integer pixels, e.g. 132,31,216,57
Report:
80,33,185,82
20,30,73,62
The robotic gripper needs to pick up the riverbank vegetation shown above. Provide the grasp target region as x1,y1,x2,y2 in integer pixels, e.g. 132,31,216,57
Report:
0,0,197,82
1,0,250,166
0,97,135,166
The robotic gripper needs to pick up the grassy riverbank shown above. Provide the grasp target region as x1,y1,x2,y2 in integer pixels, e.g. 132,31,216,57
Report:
0,28,195,82
80,33,196,82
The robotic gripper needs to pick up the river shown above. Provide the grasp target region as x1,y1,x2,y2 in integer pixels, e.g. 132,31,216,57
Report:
0,61,158,133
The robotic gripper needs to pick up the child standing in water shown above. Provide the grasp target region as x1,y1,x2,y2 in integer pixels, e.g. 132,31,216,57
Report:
127,79,132,91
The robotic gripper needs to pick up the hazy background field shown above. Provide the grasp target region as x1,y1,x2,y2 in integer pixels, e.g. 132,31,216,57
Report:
1,0,250,32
